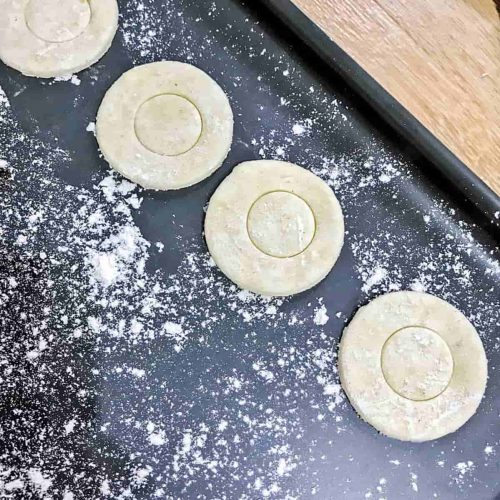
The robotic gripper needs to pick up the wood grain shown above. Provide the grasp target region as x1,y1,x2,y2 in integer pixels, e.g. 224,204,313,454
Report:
292,0,500,194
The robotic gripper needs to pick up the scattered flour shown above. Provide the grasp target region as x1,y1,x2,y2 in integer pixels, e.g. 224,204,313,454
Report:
0,1,498,499
313,303,329,326
27,469,53,493
361,266,388,293
52,74,81,86
452,461,475,485
410,472,418,492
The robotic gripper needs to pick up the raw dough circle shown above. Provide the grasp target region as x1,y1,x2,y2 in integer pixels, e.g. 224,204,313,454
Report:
0,0,118,78
134,94,203,157
338,291,488,442
247,191,316,258
96,61,234,190
381,326,454,401
205,160,344,296
25,0,91,43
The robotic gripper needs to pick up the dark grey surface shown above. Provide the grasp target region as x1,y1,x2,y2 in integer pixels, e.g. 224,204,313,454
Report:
0,0,499,499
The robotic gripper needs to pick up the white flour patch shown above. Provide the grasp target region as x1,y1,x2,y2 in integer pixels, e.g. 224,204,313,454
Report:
484,445,495,456
52,74,81,86
410,472,418,492
27,469,53,493
3,479,25,491
149,432,166,447
361,266,388,293
64,419,77,435
451,461,475,486
313,302,329,326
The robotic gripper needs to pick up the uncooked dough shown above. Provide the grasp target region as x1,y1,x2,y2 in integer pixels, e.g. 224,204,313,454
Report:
0,0,118,78
204,160,344,296
96,61,234,190
338,291,487,442
381,326,454,401
247,191,316,258
134,95,203,157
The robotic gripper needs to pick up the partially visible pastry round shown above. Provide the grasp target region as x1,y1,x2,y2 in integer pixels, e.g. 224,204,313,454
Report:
205,160,344,296
0,0,118,78
338,291,488,442
96,61,233,190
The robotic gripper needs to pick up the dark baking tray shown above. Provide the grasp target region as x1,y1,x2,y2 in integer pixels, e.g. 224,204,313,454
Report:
0,0,499,499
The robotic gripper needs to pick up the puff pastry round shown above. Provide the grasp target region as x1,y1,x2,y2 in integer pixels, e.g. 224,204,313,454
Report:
96,61,233,190
205,160,344,296
338,291,487,442
0,0,118,77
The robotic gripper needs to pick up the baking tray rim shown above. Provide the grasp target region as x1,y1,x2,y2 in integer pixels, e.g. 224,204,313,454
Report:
256,0,500,233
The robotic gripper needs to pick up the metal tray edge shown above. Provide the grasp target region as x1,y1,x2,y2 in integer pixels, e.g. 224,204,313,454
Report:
256,0,500,233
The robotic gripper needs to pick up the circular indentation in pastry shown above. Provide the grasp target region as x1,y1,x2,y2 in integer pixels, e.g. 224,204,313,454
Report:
338,291,488,442
25,0,91,43
205,160,344,296
247,191,316,258
96,61,233,190
381,326,453,401
134,94,203,157
0,0,118,78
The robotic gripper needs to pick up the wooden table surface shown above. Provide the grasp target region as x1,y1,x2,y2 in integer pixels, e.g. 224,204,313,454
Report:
292,0,500,194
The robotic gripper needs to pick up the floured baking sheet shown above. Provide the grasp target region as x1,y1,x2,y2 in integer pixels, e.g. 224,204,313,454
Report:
0,0,498,498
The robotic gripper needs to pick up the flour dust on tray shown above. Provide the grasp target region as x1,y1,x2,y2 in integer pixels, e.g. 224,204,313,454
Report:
0,83,345,498
1,0,499,497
